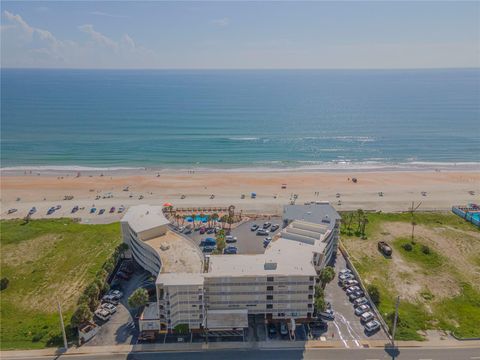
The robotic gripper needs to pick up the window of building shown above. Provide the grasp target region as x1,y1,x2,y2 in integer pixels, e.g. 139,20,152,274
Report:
266,286,274,291
267,277,274,282
308,304,312,308
266,304,273,309
266,295,273,300
308,294,313,299
309,276,314,281
308,285,313,290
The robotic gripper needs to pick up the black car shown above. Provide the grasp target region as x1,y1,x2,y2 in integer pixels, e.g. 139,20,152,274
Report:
270,224,280,232
256,229,268,236
250,224,259,231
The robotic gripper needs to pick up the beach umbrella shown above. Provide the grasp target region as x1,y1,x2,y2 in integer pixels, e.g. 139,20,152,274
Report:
185,217,193,222
163,202,173,207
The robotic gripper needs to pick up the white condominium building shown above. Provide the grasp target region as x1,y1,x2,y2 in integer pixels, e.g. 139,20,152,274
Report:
121,202,340,334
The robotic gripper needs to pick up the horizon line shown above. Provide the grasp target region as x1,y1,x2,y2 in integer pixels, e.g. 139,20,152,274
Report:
1,66,479,71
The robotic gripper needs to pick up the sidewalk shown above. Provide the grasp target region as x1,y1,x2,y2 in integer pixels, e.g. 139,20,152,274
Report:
2,338,480,358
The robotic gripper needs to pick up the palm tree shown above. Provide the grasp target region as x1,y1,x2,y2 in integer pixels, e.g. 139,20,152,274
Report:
360,217,369,239
319,266,335,288
191,213,196,230
211,213,219,228
356,209,364,233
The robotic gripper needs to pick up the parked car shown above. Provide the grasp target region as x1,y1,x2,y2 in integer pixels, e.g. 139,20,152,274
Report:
7,208,18,214
206,228,215,234
203,245,216,253
99,209,105,215
360,311,375,323
110,290,123,299
349,290,365,301
355,304,371,316
102,303,117,314
102,295,119,305
267,323,277,337
354,297,369,307
250,224,259,231
280,322,289,336
178,226,185,233
184,227,192,235
47,207,55,215
309,320,328,331
346,286,361,295
256,229,268,236
263,222,271,229
225,235,237,243
199,227,206,234
90,207,96,214
339,268,352,276
224,246,238,254
200,238,216,247
270,224,280,232
95,308,111,321
318,309,335,321
342,279,359,288
109,207,115,213
364,320,381,333
378,241,392,256
339,273,355,282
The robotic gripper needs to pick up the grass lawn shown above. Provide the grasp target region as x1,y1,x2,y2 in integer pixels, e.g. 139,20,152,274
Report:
341,211,480,340
0,219,121,350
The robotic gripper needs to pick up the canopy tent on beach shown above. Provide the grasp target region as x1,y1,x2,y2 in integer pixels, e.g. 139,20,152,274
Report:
163,202,173,207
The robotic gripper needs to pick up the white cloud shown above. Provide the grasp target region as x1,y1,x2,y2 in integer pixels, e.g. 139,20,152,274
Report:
1,10,157,68
211,17,229,27
78,24,118,51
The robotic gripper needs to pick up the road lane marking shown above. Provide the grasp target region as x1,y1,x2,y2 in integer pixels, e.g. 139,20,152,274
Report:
336,312,362,347
332,320,349,348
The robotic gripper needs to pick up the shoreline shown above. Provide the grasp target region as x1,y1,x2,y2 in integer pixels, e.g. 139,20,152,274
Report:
1,161,480,177
1,169,479,221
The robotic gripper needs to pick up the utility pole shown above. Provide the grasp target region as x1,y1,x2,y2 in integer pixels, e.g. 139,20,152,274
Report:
391,296,400,348
57,301,68,350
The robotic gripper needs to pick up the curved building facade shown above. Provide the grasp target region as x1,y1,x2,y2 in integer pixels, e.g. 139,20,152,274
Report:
121,205,169,276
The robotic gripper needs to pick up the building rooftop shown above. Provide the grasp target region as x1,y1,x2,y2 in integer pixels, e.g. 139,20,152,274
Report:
207,241,317,277
283,202,340,231
156,272,205,286
141,302,159,321
121,204,170,234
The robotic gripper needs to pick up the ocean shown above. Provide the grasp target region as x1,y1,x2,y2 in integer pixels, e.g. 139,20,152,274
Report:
1,68,479,171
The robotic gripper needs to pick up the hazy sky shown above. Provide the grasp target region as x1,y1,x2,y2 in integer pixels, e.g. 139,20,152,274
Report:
1,1,479,69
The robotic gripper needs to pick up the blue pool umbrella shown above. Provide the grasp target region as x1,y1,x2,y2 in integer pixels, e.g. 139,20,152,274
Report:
251,192,257,196
205,237,215,241
185,217,193,222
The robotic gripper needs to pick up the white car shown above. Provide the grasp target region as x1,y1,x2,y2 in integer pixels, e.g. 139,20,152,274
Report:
339,273,355,282
339,268,352,276
110,290,123,299
342,279,359,288
354,297,369,307
346,286,361,295
355,304,371,316
95,308,111,321
102,302,117,314
365,320,381,333
360,311,375,323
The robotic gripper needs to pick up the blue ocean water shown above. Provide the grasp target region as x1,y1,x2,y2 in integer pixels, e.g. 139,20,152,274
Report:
1,69,479,170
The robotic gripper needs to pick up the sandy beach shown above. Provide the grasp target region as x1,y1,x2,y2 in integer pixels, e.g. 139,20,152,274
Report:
1,169,479,222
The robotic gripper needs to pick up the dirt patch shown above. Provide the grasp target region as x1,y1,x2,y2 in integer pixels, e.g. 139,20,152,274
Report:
383,222,480,291
1,234,62,267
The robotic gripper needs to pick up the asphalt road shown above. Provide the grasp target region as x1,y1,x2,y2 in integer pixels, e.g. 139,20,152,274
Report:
3,347,480,360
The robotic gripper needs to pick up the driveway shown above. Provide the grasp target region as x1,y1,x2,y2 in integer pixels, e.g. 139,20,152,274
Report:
323,252,389,347
86,267,151,346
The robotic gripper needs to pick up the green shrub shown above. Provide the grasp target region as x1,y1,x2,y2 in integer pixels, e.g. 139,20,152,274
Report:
0,277,9,290
402,243,413,252
367,284,381,305
31,333,44,342
421,245,431,255
173,324,189,333
70,304,93,329
128,288,149,309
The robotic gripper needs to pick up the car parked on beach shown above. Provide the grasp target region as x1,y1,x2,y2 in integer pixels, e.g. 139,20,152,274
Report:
99,209,105,215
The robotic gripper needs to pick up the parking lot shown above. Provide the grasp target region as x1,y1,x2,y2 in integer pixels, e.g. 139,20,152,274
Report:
323,252,389,347
186,216,283,255
85,264,152,346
